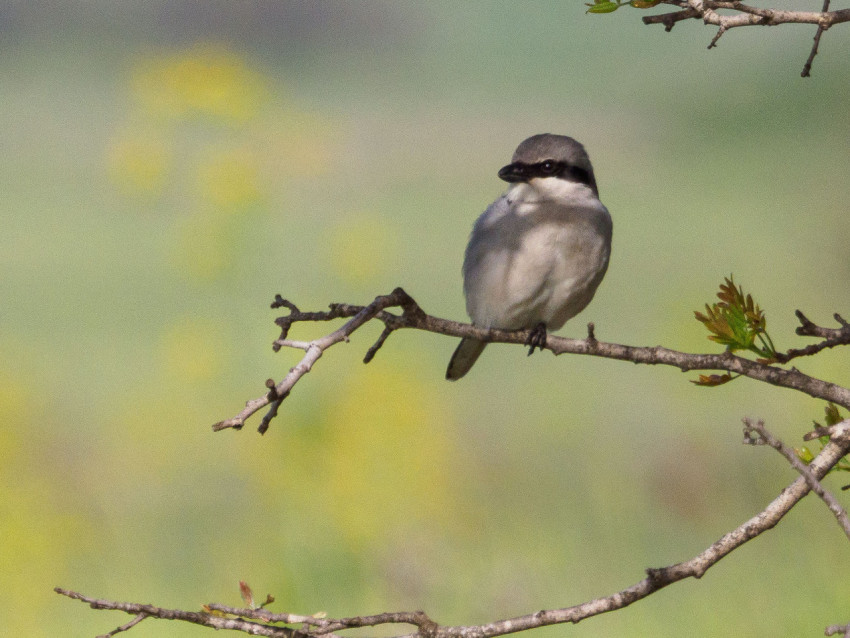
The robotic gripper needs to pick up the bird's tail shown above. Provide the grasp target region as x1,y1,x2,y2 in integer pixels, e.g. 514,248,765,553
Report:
446,338,487,381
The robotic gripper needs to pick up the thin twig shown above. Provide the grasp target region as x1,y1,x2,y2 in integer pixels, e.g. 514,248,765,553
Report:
795,309,850,340
742,418,850,541
102,613,148,636
708,25,726,48
364,325,394,363
642,7,700,30
802,0,831,77
770,310,850,364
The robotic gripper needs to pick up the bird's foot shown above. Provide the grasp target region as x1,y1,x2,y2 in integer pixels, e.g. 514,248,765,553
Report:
525,322,548,356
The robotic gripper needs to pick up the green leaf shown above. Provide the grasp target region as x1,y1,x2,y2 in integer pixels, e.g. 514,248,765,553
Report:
795,446,815,464
586,2,620,13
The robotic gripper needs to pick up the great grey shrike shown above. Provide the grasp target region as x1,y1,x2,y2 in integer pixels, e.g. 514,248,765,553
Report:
446,134,612,380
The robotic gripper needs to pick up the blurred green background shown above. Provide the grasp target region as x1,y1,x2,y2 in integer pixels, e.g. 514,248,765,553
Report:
2,2,850,636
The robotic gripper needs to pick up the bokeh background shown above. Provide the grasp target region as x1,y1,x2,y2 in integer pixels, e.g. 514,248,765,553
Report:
2,2,850,636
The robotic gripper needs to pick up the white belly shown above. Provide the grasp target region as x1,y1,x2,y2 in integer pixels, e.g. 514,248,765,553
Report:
463,192,612,332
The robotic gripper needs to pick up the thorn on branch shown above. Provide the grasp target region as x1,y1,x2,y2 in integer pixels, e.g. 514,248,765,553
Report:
271,295,299,313
587,322,597,342
265,378,279,400
364,326,394,364
258,396,286,436
794,309,816,334
708,25,727,49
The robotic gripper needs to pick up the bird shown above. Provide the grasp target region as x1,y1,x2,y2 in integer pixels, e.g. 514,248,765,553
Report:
446,133,612,380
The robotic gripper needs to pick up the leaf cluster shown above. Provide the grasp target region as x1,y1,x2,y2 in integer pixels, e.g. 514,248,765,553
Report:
695,276,777,355
692,276,778,387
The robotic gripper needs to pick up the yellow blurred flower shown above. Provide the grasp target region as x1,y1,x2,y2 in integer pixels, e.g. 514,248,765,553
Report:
132,44,268,122
197,147,263,210
106,131,172,197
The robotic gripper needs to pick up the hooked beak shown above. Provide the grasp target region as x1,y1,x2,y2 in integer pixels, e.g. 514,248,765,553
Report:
498,163,527,183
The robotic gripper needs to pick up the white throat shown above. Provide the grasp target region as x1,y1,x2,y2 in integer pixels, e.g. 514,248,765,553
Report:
507,177,597,207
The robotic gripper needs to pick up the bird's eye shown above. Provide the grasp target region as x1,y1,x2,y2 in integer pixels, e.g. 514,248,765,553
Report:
540,161,557,174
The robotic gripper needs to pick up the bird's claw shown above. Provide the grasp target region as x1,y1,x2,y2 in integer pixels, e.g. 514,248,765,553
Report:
525,322,548,356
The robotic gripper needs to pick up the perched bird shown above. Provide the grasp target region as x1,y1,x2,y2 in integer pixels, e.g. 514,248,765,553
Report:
446,134,612,380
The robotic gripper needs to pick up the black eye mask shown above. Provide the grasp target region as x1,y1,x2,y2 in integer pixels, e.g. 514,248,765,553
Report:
497,160,593,190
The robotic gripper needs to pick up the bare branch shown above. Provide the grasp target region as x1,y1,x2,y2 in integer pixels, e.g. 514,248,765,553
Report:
203,603,434,635
742,418,850,541
102,613,147,636
213,289,850,434
212,288,420,433
802,0,831,76
53,588,297,637
825,623,850,637
57,420,850,638
643,7,701,31
794,310,850,341
708,24,727,49
769,311,850,365
641,0,850,74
